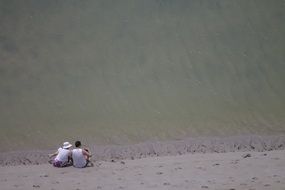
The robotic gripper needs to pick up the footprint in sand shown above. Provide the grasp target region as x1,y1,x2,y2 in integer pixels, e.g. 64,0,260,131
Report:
251,177,258,182
230,160,239,164
271,157,280,160
32,185,40,188
196,166,206,171
163,182,171,186
264,184,271,187
201,185,208,188
242,153,251,158
207,180,216,185
156,172,163,175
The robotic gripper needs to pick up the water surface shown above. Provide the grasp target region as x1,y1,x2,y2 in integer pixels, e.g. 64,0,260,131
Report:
0,0,285,151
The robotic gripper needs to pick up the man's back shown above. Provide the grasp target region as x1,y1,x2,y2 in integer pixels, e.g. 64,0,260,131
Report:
72,148,87,168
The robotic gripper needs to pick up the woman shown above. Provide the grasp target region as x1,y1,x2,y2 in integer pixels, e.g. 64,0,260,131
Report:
48,142,73,167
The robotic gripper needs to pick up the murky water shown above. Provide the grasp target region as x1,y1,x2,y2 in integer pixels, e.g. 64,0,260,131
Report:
0,0,285,151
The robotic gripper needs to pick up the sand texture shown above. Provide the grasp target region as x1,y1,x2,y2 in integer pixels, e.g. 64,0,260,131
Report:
1,150,285,190
1,135,284,166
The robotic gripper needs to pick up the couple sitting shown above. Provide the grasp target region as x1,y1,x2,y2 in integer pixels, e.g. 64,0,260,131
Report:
49,141,93,168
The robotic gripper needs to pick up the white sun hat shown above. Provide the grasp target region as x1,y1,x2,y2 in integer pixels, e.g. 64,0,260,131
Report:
62,142,72,149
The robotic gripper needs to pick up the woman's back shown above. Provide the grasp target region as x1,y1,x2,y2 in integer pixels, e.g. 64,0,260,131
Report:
55,148,70,162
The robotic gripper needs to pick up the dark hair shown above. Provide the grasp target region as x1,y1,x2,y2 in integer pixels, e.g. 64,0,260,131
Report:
75,141,81,147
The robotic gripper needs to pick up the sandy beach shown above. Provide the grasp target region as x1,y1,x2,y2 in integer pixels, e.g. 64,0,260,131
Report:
1,149,285,190
1,135,285,190
1,1,285,189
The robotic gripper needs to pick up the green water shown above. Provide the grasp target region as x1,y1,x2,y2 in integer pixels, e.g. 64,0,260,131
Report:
0,0,285,151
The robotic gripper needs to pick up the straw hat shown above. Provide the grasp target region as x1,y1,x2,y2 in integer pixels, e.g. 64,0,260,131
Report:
62,142,72,149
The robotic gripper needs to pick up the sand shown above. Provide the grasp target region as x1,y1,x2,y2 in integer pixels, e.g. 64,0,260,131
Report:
1,135,285,166
1,150,285,190
1,135,285,189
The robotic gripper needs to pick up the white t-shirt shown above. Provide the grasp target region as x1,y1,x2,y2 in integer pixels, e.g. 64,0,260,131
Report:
72,148,87,168
55,148,71,163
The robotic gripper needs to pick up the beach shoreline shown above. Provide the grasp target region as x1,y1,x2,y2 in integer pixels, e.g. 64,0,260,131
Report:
1,135,284,167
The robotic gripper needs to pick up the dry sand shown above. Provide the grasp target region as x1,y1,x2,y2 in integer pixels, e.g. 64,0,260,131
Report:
1,136,285,190
1,150,285,190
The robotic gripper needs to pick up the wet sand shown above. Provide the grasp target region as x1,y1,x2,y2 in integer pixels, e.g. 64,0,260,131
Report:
1,135,284,166
1,150,285,190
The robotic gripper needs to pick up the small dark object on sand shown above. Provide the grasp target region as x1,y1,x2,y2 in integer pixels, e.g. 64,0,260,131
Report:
242,153,251,158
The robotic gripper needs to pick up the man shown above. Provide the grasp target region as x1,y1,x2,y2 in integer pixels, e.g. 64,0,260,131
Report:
48,142,73,167
72,141,93,168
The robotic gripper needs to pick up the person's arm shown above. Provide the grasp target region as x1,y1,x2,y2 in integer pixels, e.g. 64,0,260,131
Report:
82,144,90,152
82,149,92,158
69,150,72,157
48,151,58,158
68,150,73,162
